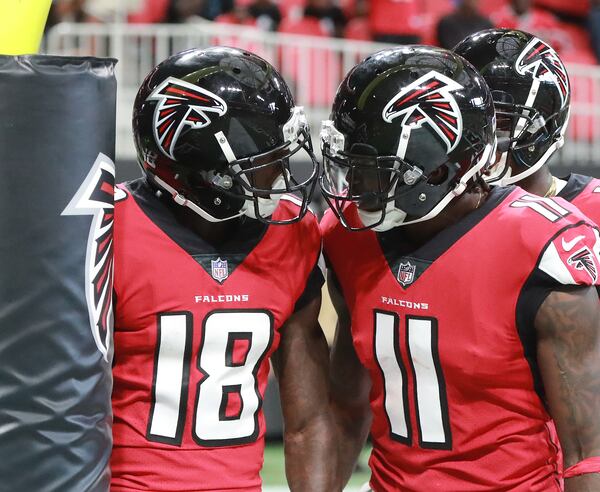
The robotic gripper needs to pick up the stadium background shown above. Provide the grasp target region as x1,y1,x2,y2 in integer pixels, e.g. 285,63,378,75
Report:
42,0,600,489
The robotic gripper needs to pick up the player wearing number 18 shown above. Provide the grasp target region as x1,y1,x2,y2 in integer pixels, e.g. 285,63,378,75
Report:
110,47,336,491
320,46,600,491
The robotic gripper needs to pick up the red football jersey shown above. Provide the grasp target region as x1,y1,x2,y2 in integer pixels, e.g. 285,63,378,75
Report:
111,179,322,491
322,186,600,492
558,173,600,226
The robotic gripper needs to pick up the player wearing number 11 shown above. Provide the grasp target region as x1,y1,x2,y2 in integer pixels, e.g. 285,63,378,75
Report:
320,46,600,491
110,47,336,491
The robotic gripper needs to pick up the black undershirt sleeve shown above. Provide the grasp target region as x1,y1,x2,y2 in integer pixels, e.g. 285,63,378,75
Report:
293,259,325,312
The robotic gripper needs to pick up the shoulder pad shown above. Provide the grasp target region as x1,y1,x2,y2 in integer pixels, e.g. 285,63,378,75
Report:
538,223,600,285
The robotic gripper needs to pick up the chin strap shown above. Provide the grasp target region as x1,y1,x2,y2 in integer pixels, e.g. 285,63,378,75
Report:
358,204,407,232
153,174,243,223
484,150,510,185
359,141,494,232
489,107,571,187
497,133,565,186
241,174,286,220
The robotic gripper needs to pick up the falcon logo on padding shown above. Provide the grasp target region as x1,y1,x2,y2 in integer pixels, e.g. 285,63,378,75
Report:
148,77,228,160
382,71,464,153
62,153,115,362
515,38,569,108
568,246,598,283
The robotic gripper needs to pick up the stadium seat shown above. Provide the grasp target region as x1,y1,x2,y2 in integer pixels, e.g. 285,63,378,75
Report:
477,0,509,16
214,12,257,26
211,15,268,60
344,17,371,41
417,0,453,45
278,15,329,36
338,0,358,19
419,0,453,20
128,0,170,23
277,0,306,21
490,4,562,31
553,22,593,53
563,48,598,142
277,17,341,107
369,0,421,40
534,0,589,17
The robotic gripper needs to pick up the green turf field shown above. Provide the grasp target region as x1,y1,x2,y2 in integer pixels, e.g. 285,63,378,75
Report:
261,442,371,490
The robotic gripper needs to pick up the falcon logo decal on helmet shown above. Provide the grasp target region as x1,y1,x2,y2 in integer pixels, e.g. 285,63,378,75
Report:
148,77,228,160
382,71,464,153
62,153,115,362
515,38,569,108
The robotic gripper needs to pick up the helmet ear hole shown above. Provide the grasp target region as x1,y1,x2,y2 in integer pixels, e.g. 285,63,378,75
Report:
427,165,449,185
187,171,246,212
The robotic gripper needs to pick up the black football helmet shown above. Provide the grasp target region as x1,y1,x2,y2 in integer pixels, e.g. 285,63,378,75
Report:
133,46,318,224
454,29,570,185
320,46,496,231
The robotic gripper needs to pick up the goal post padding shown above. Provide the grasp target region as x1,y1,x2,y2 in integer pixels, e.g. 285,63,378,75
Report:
0,55,117,492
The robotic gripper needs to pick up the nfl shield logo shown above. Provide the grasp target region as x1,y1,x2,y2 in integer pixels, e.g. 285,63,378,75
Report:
397,261,416,287
211,257,229,283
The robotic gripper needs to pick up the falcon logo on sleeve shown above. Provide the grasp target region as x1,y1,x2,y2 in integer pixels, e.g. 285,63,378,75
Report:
148,77,228,160
568,247,598,283
382,71,463,153
62,154,115,361
538,225,600,286
515,38,569,108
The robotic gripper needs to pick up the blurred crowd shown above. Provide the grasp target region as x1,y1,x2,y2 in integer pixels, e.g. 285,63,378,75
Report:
46,0,600,64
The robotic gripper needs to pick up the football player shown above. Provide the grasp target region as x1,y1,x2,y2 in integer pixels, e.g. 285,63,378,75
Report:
320,45,600,491
111,47,336,491
454,28,600,225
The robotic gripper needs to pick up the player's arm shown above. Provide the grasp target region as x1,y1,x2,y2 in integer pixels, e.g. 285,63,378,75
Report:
328,270,372,487
271,293,338,492
535,285,600,491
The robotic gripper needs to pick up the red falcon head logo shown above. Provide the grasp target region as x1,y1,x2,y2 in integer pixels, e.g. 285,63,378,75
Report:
568,246,598,283
382,71,464,153
148,77,228,160
515,38,569,108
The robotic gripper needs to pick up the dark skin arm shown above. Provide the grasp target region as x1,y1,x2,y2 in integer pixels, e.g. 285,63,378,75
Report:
536,286,600,491
328,270,372,488
271,294,337,492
